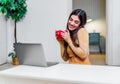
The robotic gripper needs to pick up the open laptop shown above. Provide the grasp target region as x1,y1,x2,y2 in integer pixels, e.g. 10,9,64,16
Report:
14,43,58,67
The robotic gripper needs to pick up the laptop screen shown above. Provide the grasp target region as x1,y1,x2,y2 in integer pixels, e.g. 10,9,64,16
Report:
14,43,48,67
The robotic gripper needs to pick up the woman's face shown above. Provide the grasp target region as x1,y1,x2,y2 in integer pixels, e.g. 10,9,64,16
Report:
67,15,81,31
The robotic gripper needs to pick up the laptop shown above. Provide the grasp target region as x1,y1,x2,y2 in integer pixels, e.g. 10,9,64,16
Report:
14,43,58,67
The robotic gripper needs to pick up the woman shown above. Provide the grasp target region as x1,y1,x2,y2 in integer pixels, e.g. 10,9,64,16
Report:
56,9,91,65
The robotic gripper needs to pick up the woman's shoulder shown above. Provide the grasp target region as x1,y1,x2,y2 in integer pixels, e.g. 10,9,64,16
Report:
77,27,88,35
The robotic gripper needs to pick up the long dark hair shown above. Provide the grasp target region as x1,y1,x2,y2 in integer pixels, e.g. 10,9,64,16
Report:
64,9,87,60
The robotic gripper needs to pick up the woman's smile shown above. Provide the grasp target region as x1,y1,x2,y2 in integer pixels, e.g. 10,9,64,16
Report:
68,23,76,30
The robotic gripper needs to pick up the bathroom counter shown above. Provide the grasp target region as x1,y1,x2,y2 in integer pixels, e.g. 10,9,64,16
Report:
0,64,120,84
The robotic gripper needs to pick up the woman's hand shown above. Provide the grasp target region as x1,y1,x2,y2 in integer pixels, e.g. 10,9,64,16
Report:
61,30,72,44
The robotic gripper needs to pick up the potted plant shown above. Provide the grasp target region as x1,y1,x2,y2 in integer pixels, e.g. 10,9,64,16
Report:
0,0,27,65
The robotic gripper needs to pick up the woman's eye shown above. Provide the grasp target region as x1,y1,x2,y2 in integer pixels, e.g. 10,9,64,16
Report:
75,21,80,24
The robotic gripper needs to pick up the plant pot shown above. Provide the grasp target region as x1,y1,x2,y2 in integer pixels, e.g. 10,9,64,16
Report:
12,56,19,65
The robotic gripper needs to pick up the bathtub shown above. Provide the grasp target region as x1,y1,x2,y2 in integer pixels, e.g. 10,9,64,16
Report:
0,63,120,84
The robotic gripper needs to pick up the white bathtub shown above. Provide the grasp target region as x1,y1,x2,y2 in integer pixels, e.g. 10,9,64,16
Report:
0,64,120,84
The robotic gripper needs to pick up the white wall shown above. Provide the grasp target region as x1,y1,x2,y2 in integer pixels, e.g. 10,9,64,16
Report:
6,19,16,63
0,14,7,65
17,0,72,62
106,0,120,65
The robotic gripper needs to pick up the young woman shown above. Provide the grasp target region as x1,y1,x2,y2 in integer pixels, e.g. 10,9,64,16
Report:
56,9,91,65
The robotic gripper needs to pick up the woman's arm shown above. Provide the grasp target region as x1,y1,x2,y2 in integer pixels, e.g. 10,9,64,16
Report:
58,41,69,61
63,28,89,60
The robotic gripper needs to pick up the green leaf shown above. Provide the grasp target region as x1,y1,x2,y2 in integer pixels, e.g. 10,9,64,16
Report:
8,52,15,57
0,0,27,22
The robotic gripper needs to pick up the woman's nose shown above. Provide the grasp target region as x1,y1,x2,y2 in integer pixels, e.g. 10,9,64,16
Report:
70,21,75,25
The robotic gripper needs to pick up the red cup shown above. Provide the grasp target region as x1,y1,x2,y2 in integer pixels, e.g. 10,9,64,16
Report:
55,30,64,40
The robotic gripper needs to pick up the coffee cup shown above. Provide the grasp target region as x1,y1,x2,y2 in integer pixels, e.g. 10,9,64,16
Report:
55,30,64,40
55,29,68,40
